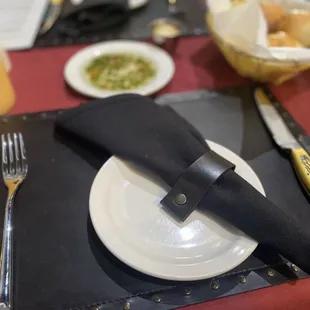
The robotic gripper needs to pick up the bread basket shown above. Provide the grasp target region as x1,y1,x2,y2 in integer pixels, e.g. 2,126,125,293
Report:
206,13,310,84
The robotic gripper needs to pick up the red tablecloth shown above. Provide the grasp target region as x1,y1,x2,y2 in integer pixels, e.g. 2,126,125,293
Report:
8,36,310,310
8,37,310,134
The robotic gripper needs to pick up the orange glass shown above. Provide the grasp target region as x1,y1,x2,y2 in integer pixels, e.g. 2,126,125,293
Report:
0,50,15,115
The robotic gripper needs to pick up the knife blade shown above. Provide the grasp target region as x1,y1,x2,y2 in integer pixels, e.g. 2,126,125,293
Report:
259,86,310,155
254,87,310,197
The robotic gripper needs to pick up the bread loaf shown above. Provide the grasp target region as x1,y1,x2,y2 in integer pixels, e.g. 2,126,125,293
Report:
268,31,303,47
278,11,310,47
260,2,286,32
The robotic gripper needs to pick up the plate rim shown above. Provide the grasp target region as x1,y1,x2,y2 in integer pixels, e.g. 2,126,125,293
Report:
64,40,175,98
89,140,264,281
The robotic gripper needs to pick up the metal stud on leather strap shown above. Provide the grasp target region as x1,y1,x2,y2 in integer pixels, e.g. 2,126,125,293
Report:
161,151,235,221
123,302,131,310
174,193,187,205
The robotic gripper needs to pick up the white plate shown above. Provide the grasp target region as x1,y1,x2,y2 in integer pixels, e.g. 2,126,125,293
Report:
89,141,264,281
64,41,175,98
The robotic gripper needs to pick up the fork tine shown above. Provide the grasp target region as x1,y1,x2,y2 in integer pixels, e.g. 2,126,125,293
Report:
13,133,21,174
19,133,28,174
1,135,8,175
7,134,14,175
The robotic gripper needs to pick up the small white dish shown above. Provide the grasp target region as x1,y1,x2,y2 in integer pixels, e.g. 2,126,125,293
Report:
89,141,264,281
64,40,175,98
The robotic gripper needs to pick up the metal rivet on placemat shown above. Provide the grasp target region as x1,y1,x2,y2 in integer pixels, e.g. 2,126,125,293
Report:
153,295,162,303
41,112,47,119
184,288,191,296
123,301,131,310
193,28,203,35
22,115,27,121
238,275,247,284
65,38,73,45
289,121,296,128
52,38,60,45
267,269,275,277
91,36,100,42
211,281,220,290
175,193,187,205
291,264,299,272
273,101,279,108
2,118,8,124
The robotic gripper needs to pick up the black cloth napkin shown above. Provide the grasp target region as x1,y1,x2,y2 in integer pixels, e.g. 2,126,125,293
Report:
56,94,310,273
58,0,130,37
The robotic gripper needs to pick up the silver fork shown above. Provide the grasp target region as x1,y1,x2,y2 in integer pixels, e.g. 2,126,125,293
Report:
0,133,27,309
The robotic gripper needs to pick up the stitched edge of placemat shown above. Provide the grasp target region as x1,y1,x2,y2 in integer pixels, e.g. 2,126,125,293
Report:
64,262,307,310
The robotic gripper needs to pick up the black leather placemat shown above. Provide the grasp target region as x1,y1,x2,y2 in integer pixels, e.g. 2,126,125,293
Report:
35,0,208,47
0,86,308,310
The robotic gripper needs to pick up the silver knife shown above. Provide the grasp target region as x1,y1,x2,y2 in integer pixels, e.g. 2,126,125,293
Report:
254,87,310,196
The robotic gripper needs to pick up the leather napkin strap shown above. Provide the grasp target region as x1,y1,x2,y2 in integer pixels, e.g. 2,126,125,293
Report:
161,151,235,221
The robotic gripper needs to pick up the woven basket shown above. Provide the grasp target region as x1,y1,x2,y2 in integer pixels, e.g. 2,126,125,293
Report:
206,13,310,84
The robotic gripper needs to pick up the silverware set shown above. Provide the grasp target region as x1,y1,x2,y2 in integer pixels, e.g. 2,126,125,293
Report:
0,133,27,310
